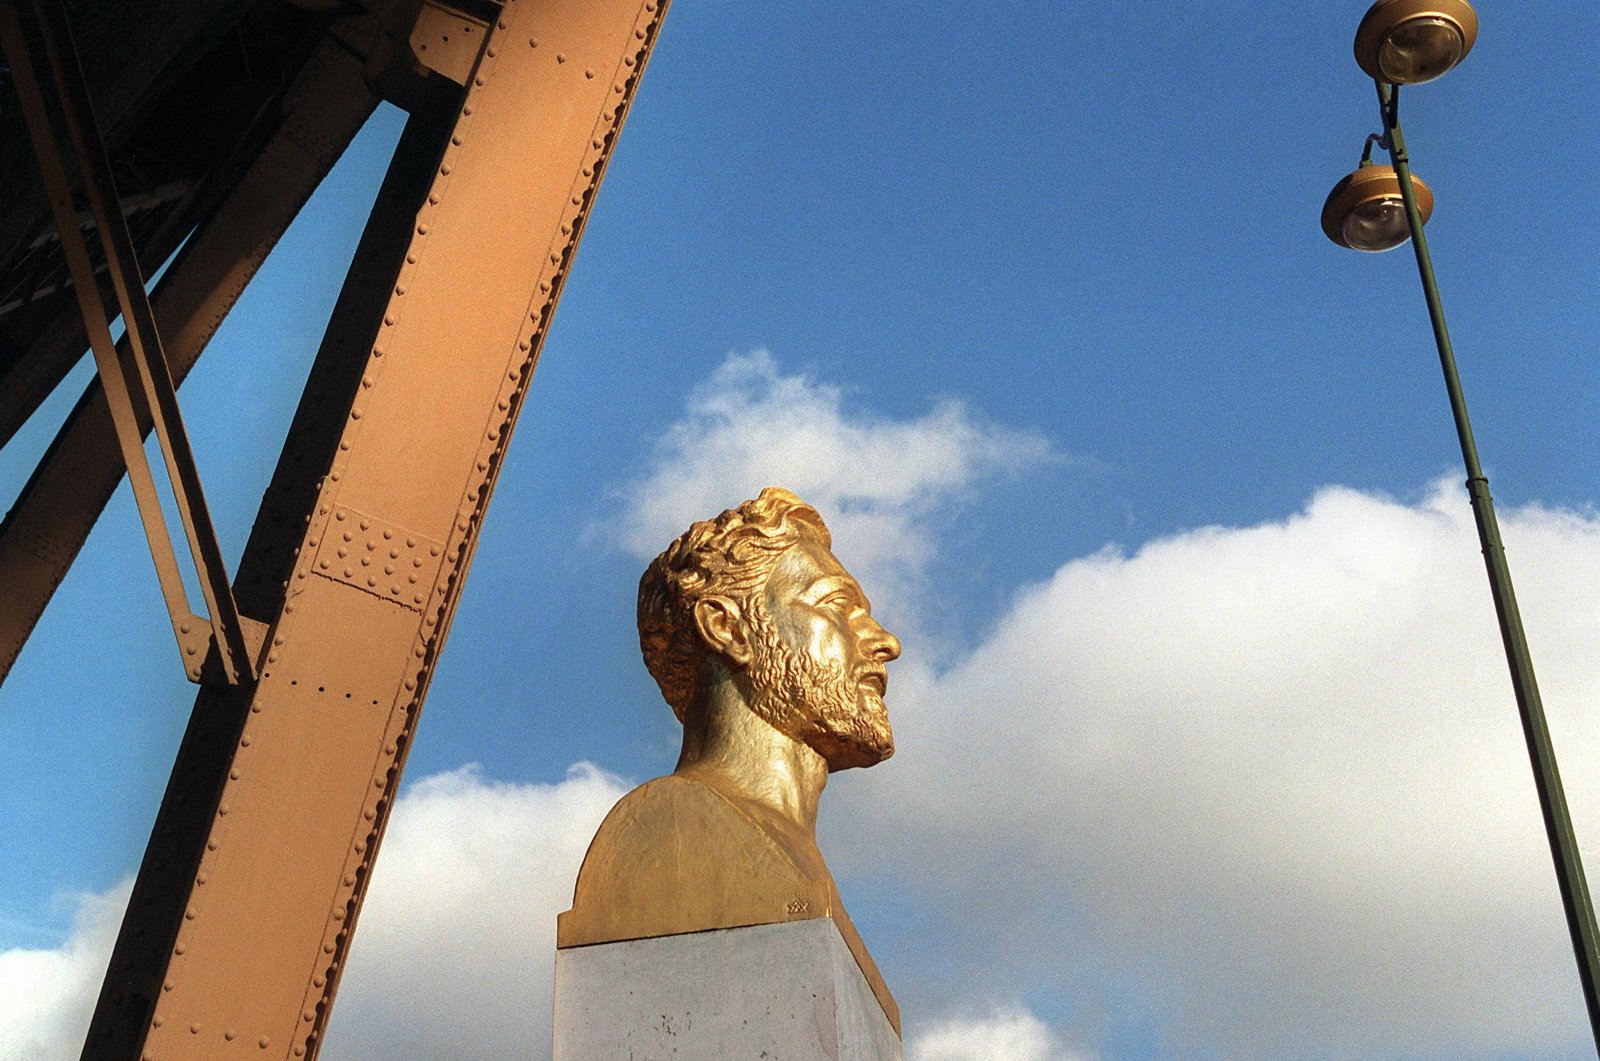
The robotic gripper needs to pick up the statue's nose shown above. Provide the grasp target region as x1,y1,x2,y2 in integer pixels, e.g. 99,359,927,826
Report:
864,620,900,663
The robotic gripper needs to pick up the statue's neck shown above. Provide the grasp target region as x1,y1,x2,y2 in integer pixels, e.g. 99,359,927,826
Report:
674,673,828,837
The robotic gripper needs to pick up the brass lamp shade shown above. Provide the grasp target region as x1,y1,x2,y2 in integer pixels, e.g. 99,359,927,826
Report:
1355,0,1478,84
1321,165,1434,252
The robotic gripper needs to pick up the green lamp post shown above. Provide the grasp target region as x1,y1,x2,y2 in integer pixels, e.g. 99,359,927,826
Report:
1321,2,1600,1052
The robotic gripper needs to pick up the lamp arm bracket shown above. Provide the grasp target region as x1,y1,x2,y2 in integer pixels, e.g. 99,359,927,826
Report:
1359,132,1391,165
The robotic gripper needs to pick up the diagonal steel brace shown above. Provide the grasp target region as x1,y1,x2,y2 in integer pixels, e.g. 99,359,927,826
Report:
0,0,261,685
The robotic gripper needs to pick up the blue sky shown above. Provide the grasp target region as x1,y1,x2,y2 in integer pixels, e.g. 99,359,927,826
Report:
3,2,1600,1058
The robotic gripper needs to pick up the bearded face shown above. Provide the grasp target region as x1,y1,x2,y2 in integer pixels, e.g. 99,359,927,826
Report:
742,595,894,772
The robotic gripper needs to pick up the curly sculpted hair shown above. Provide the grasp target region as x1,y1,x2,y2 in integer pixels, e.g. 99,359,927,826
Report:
637,487,830,722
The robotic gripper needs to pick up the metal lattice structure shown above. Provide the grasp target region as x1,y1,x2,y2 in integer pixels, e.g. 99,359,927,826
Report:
0,0,667,1056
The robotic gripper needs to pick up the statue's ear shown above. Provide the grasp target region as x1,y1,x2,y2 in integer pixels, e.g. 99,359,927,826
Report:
692,596,752,668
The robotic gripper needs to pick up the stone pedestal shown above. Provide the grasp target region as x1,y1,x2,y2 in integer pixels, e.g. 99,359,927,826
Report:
553,918,903,1060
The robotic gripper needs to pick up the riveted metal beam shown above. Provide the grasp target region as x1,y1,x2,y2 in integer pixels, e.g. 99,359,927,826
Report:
78,85,445,1061
0,181,194,451
0,27,379,688
410,0,493,85
82,0,669,1055
0,0,256,683
30,0,258,682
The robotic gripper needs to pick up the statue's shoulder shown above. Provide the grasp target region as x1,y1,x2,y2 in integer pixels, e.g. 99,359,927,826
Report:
597,771,747,834
556,773,834,948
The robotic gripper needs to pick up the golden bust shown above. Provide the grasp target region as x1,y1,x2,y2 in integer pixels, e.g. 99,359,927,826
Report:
557,487,901,1029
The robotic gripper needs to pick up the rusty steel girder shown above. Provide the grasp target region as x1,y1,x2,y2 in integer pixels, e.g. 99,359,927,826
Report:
0,24,378,687
0,0,261,683
71,0,669,1057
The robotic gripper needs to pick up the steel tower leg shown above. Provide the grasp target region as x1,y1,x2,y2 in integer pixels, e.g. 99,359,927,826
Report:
0,32,378,687
81,0,669,1057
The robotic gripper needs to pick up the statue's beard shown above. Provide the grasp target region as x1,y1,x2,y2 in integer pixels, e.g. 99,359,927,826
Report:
744,617,893,771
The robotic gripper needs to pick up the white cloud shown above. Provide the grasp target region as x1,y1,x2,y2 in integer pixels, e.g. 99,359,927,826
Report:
0,881,129,1061
320,763,628,1060
601,352,1600,1057
832,480,1600,1060
13,344,1600,1061
0,765,628,1061
909,1006,1092,1061
607,349,1054,616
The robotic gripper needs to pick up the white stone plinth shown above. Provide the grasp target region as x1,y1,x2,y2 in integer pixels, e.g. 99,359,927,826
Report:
553,919,902,1060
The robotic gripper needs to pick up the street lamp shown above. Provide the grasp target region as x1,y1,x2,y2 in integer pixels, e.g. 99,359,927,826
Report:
1321,164,1432,252
1323,2,1600,1053
1354,0,1478,84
